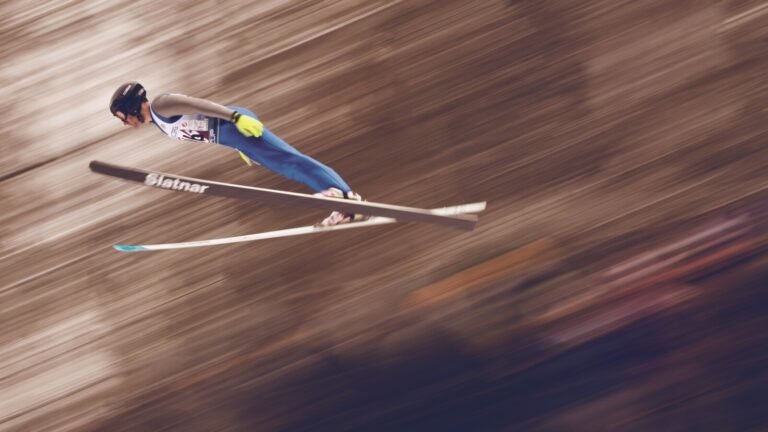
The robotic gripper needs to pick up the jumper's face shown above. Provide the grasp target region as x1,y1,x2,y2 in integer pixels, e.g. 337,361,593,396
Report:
112,100,150,129
114,111,142,129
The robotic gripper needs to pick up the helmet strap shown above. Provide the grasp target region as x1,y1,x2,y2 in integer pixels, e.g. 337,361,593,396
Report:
136,104,145,123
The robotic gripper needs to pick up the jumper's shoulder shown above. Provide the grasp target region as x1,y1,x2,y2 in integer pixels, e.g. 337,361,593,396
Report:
153,93,231,119
149,92,179,117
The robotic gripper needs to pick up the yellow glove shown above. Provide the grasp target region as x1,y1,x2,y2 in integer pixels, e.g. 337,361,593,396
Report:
231,111,264,138
238,150,253,166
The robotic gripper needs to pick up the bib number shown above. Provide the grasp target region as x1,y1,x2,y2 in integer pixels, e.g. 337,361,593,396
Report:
172,119,217,142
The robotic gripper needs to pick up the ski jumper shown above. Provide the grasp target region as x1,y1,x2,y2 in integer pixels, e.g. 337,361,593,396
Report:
148,96,351,193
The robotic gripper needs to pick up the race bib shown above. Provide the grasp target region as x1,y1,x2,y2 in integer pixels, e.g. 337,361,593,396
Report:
170,118,218,143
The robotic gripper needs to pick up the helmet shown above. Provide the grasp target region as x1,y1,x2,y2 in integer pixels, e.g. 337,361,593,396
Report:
109,81,147,122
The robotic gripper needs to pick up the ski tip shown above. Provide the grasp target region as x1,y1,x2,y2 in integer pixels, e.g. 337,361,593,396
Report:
113,244,147,252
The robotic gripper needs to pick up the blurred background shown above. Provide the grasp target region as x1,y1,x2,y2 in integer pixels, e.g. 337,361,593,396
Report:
2,0,768,430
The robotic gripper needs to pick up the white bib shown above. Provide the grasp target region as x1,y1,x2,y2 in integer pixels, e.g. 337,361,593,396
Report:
149,105,220,144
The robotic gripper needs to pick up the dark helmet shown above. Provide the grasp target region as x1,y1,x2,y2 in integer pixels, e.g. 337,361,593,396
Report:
109,81,148,121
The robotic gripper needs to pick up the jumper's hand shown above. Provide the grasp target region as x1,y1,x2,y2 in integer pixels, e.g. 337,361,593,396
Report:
232,112,264,138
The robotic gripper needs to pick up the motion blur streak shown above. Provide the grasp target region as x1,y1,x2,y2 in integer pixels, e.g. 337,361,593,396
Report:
2,0,768,431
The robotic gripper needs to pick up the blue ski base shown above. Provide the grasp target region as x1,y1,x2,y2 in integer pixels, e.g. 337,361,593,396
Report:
113,244,148,252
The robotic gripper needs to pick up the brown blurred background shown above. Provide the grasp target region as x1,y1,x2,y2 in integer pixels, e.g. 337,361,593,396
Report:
2,0,768,431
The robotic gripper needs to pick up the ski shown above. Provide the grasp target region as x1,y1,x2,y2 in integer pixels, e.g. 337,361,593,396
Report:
113,202,486,252
90,160,480,230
